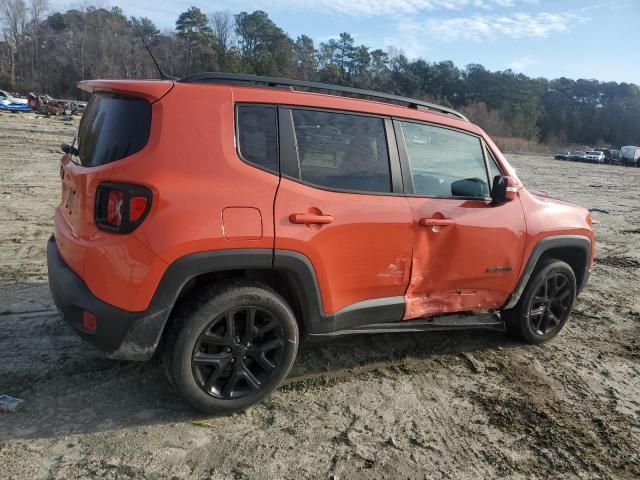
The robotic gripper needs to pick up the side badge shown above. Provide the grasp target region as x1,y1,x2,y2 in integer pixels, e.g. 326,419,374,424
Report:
486,266,512,273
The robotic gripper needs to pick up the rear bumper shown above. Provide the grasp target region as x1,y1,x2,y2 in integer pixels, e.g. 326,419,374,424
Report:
47,235,169,361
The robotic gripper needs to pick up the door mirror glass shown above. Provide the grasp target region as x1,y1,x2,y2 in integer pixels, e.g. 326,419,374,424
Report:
491,175,517,203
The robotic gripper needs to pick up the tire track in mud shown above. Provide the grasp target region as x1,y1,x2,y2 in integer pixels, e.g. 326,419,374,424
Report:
468,352,640,478
597,255,640,269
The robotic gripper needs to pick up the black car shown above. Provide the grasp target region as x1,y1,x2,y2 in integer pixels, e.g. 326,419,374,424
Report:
609,149,620,164
554,151,570,160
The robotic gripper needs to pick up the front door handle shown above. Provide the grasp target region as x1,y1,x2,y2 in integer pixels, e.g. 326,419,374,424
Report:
419,218,455,227
290,213,334,225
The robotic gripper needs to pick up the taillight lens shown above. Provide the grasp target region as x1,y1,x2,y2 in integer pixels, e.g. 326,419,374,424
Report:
129,196,148,222
107,190,124,227
95,182,152,233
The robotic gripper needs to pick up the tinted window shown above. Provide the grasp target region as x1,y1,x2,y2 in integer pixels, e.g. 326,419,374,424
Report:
292,109,391,193
77,93,151,167
485,148,502,187
400,121,490,198
237,105,278,173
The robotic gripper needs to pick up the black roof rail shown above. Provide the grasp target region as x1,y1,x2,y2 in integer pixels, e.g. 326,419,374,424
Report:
178,72,468,121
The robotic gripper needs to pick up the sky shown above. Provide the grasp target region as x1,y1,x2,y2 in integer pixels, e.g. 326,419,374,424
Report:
49,0,640,84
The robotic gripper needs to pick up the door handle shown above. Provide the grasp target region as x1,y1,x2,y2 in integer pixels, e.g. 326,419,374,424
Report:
290,213,334,225
419,218,455,227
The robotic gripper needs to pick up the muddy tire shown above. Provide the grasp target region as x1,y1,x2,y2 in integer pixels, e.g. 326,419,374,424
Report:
502,258,576,344
164,281,299,414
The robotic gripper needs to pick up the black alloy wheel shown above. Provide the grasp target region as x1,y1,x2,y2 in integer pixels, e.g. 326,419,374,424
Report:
502,258,577,344
192,306,285,399
527,272,573,336
164,281,299,414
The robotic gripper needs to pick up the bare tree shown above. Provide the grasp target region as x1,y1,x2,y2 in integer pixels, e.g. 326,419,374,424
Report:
29,0,47,79
0,0,27,87
209,10,234,71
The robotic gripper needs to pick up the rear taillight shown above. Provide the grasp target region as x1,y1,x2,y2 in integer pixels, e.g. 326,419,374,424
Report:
95,182,152,233
129,196,148,222
106,190,124,226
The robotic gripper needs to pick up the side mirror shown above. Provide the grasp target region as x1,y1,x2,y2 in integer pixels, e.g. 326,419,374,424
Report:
61,143,79,156
491,175,517,204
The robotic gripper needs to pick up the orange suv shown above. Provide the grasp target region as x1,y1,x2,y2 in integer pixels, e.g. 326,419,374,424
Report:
47,73,595,413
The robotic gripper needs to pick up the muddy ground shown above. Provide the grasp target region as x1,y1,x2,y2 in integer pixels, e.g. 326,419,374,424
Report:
0,111,639,479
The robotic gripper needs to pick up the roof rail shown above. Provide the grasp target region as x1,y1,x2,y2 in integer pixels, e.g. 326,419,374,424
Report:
178,72,468,121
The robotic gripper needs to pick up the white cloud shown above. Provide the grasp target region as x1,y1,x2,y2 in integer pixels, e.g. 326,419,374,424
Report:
381,10,590,59
422,12,590,42
508,55,538,71
258,0,534,17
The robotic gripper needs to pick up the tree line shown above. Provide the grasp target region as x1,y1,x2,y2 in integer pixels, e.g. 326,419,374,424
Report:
1,2,639,147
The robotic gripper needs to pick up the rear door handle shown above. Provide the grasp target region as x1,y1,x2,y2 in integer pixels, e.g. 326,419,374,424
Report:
419,218,455,227
290,213,334,225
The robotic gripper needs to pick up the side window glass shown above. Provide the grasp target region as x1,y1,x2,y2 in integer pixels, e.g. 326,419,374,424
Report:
291,109,391,193
237,105,278,173
485,147,503,187
400,121,490,198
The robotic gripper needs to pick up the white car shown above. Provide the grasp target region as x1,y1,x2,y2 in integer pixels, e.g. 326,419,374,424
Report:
585,151,605,164
620,146,640,167
0,89,28,105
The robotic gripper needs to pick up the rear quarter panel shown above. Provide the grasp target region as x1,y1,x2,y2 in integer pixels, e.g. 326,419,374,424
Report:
59,83,280,312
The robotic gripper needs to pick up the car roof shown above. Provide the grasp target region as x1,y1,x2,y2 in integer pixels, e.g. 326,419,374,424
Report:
78,77,484,137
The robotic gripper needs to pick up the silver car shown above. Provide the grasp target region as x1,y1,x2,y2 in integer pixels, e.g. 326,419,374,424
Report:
585,151,605,164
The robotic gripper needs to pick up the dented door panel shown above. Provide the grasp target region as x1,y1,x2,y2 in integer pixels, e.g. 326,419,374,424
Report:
404,197,526,319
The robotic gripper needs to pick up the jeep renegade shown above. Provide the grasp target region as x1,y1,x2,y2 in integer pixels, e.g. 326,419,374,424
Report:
48,73,595,413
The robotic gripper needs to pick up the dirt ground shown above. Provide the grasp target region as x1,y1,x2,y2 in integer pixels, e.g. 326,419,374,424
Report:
0,110,639,479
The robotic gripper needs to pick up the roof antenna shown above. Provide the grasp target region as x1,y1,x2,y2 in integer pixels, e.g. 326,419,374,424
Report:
141,36,177,81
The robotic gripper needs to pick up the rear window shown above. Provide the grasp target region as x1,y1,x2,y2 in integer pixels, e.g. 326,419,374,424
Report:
236,105,279,173
291,109,391,193
75,93,151,167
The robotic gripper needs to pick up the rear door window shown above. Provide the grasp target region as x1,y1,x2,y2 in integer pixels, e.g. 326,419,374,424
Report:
236,105,279,173
291,109,391,193
76,93,151,167
400,121,490,199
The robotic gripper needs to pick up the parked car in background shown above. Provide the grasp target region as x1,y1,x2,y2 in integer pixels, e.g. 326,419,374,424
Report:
594,148,611,163
585,151,605,164
620,146,640,167
0,89,31,112
554,151,570,160
27,93,87,116
0,89,28,104
609,150,620,164
569,151,587,162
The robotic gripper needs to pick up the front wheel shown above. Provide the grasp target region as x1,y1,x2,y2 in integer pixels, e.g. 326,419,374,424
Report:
502,259,577,344
164,281,299,414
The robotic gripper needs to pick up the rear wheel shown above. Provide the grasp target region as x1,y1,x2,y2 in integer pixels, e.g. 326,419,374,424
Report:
502,259,576,344
164,281,299,414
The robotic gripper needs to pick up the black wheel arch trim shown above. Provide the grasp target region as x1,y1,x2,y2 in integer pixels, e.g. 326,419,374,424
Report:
503,234,591,310
48,237,406,362
154,249,406,343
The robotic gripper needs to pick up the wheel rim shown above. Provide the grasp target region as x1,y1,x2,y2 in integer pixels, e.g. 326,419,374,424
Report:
191,306,285,399
528,272,573,336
